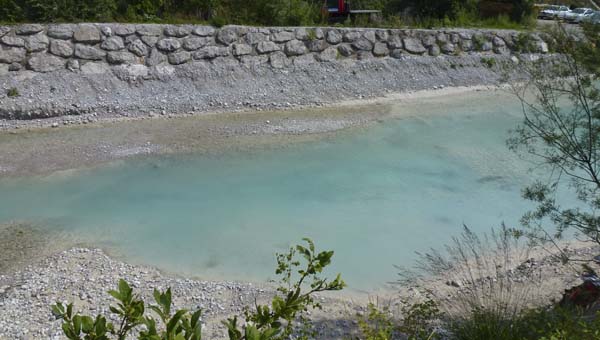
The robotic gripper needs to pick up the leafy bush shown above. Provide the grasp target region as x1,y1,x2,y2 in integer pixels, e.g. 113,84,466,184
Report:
52,238,344,340
480,57,496,68
399,299,441,340
451,304,600,340
357,303,397,340
6,87,19,97
356,299,440,340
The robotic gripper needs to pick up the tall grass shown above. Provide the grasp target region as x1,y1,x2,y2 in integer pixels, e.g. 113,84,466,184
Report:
398,225,546,335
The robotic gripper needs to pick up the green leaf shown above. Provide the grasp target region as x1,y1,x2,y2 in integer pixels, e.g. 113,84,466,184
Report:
108,290,122,301
191,309,202,328
95,316,107,335
81,316,94,333
167,310,187,333
51,303,65,318
72,315,82,334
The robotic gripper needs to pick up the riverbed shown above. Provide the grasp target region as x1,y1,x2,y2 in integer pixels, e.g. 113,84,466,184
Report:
0,86,540,292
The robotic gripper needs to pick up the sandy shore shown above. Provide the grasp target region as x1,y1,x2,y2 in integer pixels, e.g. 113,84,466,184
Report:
0,84,516,178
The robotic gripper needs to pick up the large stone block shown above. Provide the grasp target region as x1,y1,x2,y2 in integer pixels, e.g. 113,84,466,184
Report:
141,36,159,47
15,24,44,35
107,51,137,64
27,54,65,72
24,33,49,52
101,36,125,51
0,48,26,63
295,28,310,41
373,42,389,56
256,41,280,54
337,44,353,57
216,28,238,45
326,30,342,44
317,46,338,62
47,25,73,40
272,31,294,43
0,26,10,38
136,25,162,36
128,39,149,57
145,48,167,66
193,26,215,37
269,51,290,69
343,31,361,43
284,40,307,56
74,24,102,44
375,30,388,41
114,25,136,36
422,35,436,47
182,37,210,51
441,42,455,54
156,39,181,52
164,25,191,38
460,39,473,52
168,51,191,65
50,40,74,57
307,40,328,52
352,38,373,51
403,38,426,54
193,46,229,59
74,45,106,60
428,45,441,56
387,36,403,49
245,32,268,45
492,36,506,47
363,31,377,43
232,43,253,56
1,36,25,48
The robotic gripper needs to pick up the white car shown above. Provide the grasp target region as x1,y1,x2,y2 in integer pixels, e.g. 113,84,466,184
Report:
565,8,594,23
583,11,600,25
538,5,571,20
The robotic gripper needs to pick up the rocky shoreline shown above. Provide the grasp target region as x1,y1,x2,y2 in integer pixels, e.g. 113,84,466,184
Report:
0,234,596,340
0,247,363,340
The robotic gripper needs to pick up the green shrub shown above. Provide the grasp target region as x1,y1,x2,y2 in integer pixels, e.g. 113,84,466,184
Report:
6,87,19,97
451,305,600,340
513,32,535,53
399,299,441,340
357,299,440,340
357,303,396,340
472,34,487,51
480,57,496,68
52,238,344,340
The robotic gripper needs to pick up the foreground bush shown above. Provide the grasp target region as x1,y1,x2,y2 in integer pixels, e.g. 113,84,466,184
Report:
52,238,344,340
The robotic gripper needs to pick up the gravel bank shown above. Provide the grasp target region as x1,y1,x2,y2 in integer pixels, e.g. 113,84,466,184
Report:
1,240,597,340
0,53,525,130
0,247,362,340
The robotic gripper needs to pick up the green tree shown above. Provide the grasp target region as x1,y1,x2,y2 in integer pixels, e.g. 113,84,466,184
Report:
0,0,24,22
508,23,600,254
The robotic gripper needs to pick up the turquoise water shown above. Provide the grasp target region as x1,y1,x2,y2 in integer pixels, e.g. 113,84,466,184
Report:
0,97,537,290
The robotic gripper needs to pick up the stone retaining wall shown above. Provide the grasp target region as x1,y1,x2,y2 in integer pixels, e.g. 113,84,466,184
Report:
0,23,550,75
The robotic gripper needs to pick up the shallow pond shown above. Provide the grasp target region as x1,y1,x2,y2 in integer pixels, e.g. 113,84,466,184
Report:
0,90,540,291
